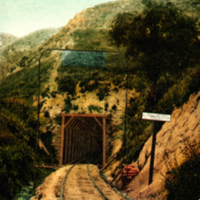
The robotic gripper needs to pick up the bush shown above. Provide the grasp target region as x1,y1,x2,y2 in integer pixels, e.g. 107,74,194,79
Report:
62,97,72,113
0,94,56,199
164,139,200,200
88,105,103,113
0,96,38,199
110,1,200,82
57,75,77,95
97,85,110,101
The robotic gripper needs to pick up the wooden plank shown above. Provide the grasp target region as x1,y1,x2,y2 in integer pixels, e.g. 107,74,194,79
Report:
89,131,91,154
69,117,79,129
64,116,75,129
70,129,73,161
77,130,79,160
74,120,82,129
81,131,83,157
142,112,171,122
100,154,117,172
72,129,75,161
103,117,106,168
68,130,71,162
64,130,67,164
60,115,65,164
75,129,78,160
74,129,76,160
94,117,103,129
61,113,109,118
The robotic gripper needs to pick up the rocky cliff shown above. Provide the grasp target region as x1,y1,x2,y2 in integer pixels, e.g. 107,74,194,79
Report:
125,91,200,199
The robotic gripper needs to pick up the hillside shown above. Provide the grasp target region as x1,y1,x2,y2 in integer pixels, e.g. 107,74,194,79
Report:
0,0,200,199
110,91,200,199
0,33,18,49
0,27,61,80
1,27,61,55
0,0,199,83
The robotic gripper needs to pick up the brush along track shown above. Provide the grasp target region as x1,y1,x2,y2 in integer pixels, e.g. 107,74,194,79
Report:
60,164,124,200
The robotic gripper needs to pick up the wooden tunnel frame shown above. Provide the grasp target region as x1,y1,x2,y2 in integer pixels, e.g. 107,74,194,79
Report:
60,113,109,167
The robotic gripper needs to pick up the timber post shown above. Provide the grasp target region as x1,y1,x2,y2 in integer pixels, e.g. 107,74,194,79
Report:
103,117,106,168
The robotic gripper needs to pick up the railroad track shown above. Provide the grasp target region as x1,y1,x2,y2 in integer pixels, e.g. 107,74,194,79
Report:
59,163,124,200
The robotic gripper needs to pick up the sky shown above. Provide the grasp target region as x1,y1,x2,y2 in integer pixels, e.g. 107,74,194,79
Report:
0,0,115,37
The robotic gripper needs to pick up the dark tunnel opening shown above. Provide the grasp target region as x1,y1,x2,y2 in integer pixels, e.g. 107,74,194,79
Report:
61,116,107,166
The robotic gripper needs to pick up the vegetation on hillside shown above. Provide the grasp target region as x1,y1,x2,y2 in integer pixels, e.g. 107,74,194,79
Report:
109,1,200,163
0,33,18,49
0,55,54,103
163,139,200,200
0,92,56,199
0,28,60,81
110,2,199,82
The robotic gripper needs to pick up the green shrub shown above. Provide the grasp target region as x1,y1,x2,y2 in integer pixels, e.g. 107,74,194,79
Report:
19,56,29,67
104,103,109,111
54,115,62,125
72,105,79,110
112,105,117,111
0,96,41,199
164,139,200,200
44,111,50,118
57,75,77,95
62,97,72,113
88,105,103,113
0,58,52,100
80,78,100,93
97,85,109,101
110,1,200,82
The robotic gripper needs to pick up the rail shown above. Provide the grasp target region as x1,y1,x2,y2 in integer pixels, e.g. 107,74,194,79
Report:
59,157,85,200
59,158,111,200
87,164,109,200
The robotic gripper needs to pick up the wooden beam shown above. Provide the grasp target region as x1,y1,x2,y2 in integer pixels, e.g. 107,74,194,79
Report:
78,117,101,134
64,129,68,163
94,117,103,129
103,117,106,168
60,115,65,165
68,130,72,162
72,129,75,161
61,113,109,118
64,116,75,129
100,154,117,172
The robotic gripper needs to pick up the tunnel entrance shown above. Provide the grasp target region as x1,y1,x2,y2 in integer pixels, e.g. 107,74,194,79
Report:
60,113,109,167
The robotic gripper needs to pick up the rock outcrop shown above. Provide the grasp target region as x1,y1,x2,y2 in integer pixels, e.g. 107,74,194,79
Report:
126,91,200,200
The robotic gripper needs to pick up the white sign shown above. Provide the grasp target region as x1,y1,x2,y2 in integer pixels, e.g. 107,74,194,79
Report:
142,112,171,122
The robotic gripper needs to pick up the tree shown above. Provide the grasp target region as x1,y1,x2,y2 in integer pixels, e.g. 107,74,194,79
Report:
109,1,200,163
0,95,38,199
109,1,200,82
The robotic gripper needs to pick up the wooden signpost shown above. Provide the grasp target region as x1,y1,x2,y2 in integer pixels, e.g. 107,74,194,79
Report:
142,112,171,122
142,112,171,185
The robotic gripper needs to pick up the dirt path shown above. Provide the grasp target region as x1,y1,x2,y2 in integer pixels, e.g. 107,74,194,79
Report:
63,164,124,200
31,164,124,200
